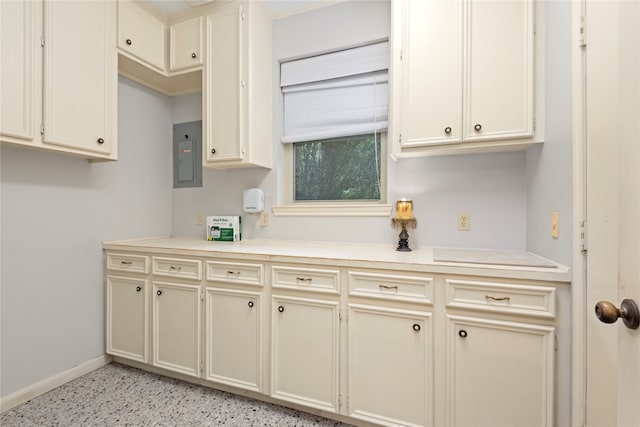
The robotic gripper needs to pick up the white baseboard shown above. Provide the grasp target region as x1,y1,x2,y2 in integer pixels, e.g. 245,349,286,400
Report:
0,354,112,413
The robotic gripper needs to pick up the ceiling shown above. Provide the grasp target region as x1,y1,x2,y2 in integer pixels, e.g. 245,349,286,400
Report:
146,0,332,18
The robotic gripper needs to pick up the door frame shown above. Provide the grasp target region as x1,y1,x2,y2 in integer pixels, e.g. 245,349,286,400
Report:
570,0,587,426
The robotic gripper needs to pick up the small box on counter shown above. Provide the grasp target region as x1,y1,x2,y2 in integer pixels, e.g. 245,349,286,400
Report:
206,216,241,241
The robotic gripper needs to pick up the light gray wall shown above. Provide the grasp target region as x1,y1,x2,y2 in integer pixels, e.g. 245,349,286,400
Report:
526,0,573,266
172,0,529,251
0,77,173,398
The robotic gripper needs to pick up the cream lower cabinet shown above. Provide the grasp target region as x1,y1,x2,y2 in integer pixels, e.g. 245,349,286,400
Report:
204,260,264,392
446,316,554,427
106,252,150,363
445,277,556,426
348,304,432,427
151,256,203,377
271,295,340,413
106,275,148,363
205,288,262,392
152,280,202,377
104,243,568,427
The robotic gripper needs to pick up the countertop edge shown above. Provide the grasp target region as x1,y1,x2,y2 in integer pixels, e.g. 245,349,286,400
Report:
103,237,572,283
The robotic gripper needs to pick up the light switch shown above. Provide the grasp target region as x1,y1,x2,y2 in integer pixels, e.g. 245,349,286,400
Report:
551,212,559,238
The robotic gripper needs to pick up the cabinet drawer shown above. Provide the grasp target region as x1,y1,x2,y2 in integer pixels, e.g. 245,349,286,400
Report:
152,257,202,280
107,253,149,274
272,265,339,294
446,279,556,318
348,271,434,303
206,261,263,286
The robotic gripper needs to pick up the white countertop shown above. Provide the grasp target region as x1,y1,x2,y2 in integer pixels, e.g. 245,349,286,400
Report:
103,237,571,283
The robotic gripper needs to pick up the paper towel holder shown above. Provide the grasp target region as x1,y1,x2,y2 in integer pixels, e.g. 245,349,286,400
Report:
243,188,264,213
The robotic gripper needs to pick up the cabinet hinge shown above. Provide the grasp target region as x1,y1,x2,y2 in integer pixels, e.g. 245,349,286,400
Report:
579,220,588,251
40,125,44,135
554,335,559,352
339,309,348,322
399,49,403,61
41,37,45,47
200,362,204,375
339,394,342,408
578,16,587,47
241,12,246,21
399,133,402,144
533,118,536,132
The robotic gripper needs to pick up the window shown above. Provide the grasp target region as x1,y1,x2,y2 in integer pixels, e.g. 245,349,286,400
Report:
276,41,391,215
294,134,381,201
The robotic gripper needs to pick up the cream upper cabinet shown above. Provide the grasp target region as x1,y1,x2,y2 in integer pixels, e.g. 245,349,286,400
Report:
0,0,38,145
391,0,538,157
43,0,116,157
397,0,463,147
170,16,203,72
1,0,117,160
117,0,166,72
203,2,272,169
464,0,535,142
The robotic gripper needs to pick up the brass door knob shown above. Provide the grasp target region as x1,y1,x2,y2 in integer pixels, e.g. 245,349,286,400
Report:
595,299,639,329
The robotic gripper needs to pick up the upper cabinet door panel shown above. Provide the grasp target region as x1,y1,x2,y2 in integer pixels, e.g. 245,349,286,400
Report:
43,0,116,155
204,6,244,163
0,0,36,143
170,16,203,72
401,0,463,147
464,0,534,141
118,0,165,71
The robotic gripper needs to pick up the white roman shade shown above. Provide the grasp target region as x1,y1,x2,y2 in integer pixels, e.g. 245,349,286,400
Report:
280,41,389,144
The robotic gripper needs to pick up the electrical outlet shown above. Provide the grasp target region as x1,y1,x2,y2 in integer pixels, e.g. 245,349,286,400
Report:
551,212,559,238
457,212,471,231
196,212,204,225
260,211,269,227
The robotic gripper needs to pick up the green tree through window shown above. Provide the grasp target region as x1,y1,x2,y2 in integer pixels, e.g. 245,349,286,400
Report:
293,134,381,201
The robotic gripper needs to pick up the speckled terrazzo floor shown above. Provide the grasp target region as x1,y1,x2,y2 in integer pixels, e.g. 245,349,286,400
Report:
1,363,351,426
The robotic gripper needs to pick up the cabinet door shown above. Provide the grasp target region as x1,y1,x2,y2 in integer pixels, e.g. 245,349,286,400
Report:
43,0,116,156
348,304,432,427
464,0,534,141
117,0,165,71
205,288,261,392
153,281,201,377
204,5,244,164
106,276,148,363
447,316,554,427
0,0,38,144
271,295,339,413
170,17,202,72
399,0,463,148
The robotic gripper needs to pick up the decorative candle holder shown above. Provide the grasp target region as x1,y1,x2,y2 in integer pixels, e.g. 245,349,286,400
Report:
391,198,417,251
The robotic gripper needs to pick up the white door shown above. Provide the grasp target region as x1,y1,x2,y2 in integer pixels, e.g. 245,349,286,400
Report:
584,1,640,426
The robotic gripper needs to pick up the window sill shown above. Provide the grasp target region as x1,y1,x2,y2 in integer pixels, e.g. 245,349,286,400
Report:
272,203,393,217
